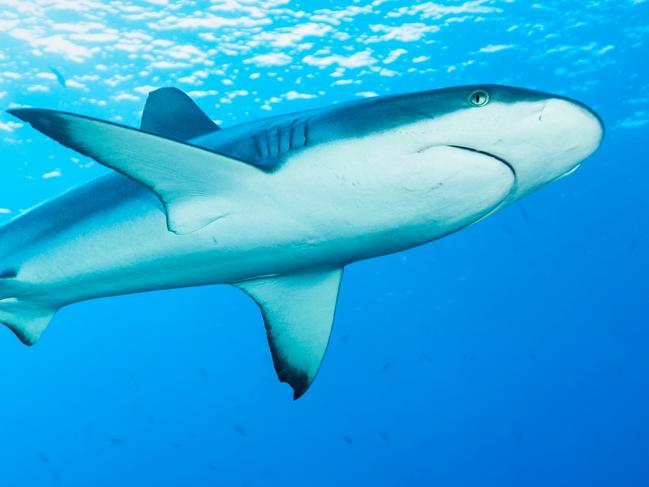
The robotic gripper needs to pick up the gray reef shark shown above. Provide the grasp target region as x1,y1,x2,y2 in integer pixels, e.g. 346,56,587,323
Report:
4,85,603,398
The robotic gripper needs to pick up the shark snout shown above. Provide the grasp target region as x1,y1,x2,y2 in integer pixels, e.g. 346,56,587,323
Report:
490,94,604,200
540,97,604,172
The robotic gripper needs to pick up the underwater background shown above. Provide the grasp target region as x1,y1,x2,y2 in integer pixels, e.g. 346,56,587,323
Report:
0,0,648,485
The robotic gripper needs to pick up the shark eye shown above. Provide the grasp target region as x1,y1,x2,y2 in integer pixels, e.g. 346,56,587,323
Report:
469,89,490,107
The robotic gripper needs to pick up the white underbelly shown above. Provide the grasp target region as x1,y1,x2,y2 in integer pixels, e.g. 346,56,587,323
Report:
1,142,515,307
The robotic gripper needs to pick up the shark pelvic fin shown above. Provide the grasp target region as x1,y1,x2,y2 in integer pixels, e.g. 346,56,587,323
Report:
9,109,267,235
0,299,56,346
141,87,220,141
236,268,343,400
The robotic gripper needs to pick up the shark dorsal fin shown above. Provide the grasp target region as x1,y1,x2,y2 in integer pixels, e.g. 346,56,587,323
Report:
9,109,266,234
141,87,220,141
236,268,343,399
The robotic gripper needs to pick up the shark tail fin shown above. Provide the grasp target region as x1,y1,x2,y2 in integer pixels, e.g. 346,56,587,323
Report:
140,87,220,141
0,298,56,346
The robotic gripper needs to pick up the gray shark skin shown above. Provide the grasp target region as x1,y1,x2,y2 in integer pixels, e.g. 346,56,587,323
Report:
4,85,603,398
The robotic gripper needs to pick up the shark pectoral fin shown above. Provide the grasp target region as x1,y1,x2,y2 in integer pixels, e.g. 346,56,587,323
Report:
141,87,220,141
236,268,344,400
8,109,265,235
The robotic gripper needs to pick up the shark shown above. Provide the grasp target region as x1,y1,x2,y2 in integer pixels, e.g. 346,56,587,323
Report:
4,85,603,398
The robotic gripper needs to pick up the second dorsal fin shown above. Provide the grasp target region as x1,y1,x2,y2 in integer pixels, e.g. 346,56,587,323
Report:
140,87,220,141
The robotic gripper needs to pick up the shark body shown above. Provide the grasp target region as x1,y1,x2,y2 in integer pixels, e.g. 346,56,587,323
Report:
4,85,603,398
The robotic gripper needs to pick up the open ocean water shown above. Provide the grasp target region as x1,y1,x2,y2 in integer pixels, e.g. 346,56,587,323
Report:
0,0,648,486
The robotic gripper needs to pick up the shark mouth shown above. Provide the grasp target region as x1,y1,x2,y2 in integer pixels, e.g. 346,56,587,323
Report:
447,145,517,180
416,143,517,182
445,144,520,213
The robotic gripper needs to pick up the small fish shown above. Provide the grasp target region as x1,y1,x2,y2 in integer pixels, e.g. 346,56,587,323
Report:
49,67,67,88
343,435,354,444
206,461,216,471
107,437,125,446
338,333,351,343
52,471,61,483
197,367,208,380
233,424,247,437
421,352,433,363
0,268,17,279
513,432,521,443
630,237,637,251
380,361,391,373
37,451,48,463
378,432,391,442
518,204,530,222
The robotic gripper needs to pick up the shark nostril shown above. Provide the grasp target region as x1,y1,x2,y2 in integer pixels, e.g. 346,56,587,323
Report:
538,102,548,122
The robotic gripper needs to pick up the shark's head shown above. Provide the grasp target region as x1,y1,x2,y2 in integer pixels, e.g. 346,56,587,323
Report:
382,84,604,202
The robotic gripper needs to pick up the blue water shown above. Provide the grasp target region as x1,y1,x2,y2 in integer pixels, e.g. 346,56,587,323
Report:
1,1,648,485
